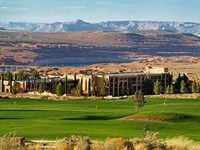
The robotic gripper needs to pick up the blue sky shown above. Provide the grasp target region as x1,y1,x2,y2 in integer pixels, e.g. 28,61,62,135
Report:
0,0,199,23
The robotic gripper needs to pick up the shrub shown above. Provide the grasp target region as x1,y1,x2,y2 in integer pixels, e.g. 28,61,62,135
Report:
91,141,104,150
0,134,25,150
165,136,200,150
134,143,147,150
104,137,133,150
130,131,167,150
26,143,43,150
62,135,91,150
55,141,71,150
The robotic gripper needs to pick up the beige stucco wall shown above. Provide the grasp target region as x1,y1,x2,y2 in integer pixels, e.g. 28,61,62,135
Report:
145,66,168,74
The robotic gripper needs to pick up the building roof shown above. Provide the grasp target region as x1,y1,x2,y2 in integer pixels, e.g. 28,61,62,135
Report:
94,69,170,78
107,71,145,77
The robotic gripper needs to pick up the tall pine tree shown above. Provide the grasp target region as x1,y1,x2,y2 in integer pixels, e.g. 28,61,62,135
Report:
154,80,161,95
192,80,197,93
38,82,45,93
56,83,63,96
165,85,170,94
170,85,175,94
181,80,187,93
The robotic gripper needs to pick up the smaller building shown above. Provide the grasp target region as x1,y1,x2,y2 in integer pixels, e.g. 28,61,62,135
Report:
0,75,77,95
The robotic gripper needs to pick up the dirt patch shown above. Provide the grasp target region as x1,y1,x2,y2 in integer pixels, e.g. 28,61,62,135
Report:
120,113,196,122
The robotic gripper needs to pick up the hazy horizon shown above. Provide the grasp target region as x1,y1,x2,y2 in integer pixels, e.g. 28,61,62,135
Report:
1,19,200,24
0,0,200,23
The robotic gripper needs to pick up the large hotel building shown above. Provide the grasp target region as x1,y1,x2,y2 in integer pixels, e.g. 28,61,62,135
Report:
77,66,172,97
0,66,172,97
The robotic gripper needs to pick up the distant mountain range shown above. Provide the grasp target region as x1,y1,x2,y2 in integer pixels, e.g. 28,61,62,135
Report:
1,20,200,35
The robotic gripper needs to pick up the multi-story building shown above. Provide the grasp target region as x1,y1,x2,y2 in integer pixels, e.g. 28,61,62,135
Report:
0,75,76,94
0,66,172,97
78,66,172,97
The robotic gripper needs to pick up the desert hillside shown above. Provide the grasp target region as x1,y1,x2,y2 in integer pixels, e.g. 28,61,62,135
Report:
1,30,200,66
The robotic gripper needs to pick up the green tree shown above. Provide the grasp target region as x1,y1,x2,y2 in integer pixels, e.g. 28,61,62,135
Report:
51,81,56,94
11,83,17,95
17,70,27,80
4,72,13,81
174,73,181,93
170,85,175,94
196,83,200,93
30,68,40,80
182,74,190,90
38,82,45,93
154,80,161,95
75,83,82,96
134,90,145,112
98,74,107,97
192,81,197,93
144,78,154,95
181,80,187,93
91,81,96,96
64,75,68,94
165,85,170,94
175,73,190,93
56,83,63,96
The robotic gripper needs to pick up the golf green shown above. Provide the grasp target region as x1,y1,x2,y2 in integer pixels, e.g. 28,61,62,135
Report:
0,98,199,141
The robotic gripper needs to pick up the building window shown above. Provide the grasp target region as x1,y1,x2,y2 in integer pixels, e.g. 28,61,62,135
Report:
110,78,113,82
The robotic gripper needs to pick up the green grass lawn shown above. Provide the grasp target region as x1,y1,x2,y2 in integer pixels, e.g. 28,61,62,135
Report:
0,98,199,141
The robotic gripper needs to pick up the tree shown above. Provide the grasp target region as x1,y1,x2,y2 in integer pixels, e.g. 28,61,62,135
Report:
170,85,175,94
182,74,190,92
144,78,154,95
174,73,181,93
38,82,45,93
30,68,40,80
175,73,190,93
165,85,170,94
196,83,200,93
192,81,197,93
56,83,63,96
64,75,68,94
91,81,96,96
51,81,56,94
11,83,17,95
134,90,145,112
97,74,107,97
4,72,13,81
180,80,187,93
154,80,161,95
17,70,27,80
75,83,82,96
